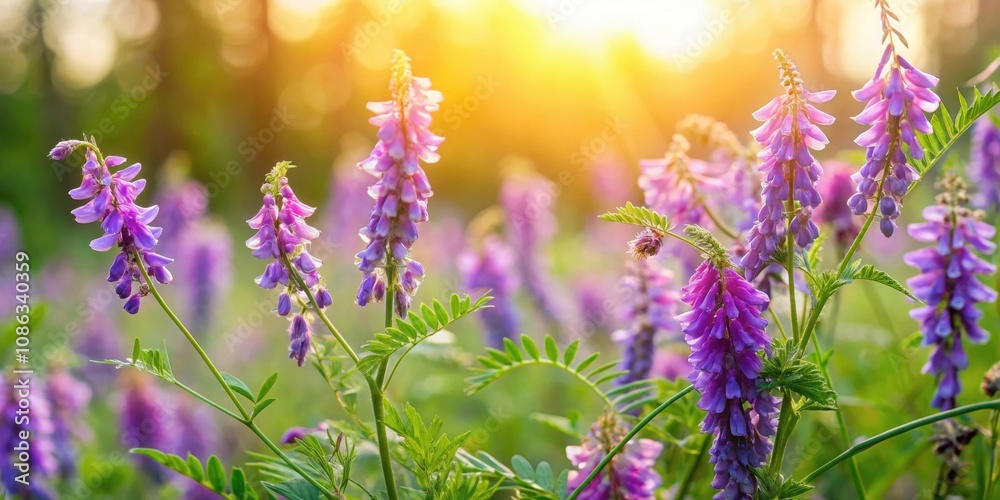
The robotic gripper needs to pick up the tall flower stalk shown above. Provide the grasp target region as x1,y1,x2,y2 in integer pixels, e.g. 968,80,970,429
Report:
741,50,835,280
355,49,443,319
847,0,941,237
906,174,996,410
678,258,778,498
247,161,331,366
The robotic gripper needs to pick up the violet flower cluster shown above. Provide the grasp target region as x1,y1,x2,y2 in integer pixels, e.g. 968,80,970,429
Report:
458,234,520,349
742,50,835,279
247,162,330,366
179,221,233,333
356,49,443,318
969,117,1000,211
847,32,940,237
501,171,564,328
566,414,663,499
613,259,680,385
678,260,778,498
52,141,172,314
639,134,706,228
121,375,175,484
0,376,57,499
905,175,996,410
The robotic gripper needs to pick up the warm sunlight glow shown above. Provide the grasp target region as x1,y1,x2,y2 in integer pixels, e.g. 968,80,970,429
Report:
521,0,711,59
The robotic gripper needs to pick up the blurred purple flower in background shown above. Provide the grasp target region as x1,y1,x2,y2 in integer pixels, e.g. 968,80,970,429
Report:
75,306,122,391
969,116,1000,211
177,221,233,334
120,375,176,484
54,142,173,314
355,50,443,318
322,155,373,255
501,169,564,329
0,207,21,317
815,160,862,251
679,260,778,498
742,49,835,279
613,259,679,385
847,14,941,237
639,134,706,228
566,413,663,499
906,175,996,410
45,369,92,479
459,234,520,349
170,401,219,499
0,376,57,499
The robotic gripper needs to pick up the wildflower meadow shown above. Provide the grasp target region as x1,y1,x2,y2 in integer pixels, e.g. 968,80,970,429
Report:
5,0,1000,498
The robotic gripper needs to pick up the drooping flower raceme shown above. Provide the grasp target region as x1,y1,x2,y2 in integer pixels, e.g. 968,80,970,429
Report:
741,49,835,279
905,175,996,410
969,117,1000,210
566,413,663,499
247,161,330,366
52,142,172,314
678,260,778,498
847,16,941,237
356,49,443,318
458,234,520,349
613,259,680,385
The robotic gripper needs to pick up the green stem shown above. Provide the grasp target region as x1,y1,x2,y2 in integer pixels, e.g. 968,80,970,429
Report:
280,253,361,365
248,421,342,499
803,400,1000,483
676,434,711,500
282,252,397,500
810,335,866,499
374,252,399,499
767,391,798,476
133,250,250,422
171,379,243,422
985,406,1000,500
567,385,695,500
785,180,801,345
700,199,740,240
134,252,337,498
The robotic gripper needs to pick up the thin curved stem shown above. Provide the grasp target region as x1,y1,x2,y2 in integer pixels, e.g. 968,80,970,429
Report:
810,335,866,499
282,253,397,500
567,385,695,500
135,252,337,498
676,433,711,500
768,307,788,341
248,421,342,499
804,400,1000,484
281,252,361,365
133,250,251,422
699,199,740,240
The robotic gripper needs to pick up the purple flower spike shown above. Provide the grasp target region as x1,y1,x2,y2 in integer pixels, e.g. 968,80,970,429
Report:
247,162,328,366
566,413,663,499
46,369,92,479
613,259,680,385
678,260,778,498
742,49,835,279
459,234,520,349
969,117,1000,210
356,50,443,318
906,175,996,410
639,134,706,227
57,142,171,313
848,13,940,236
